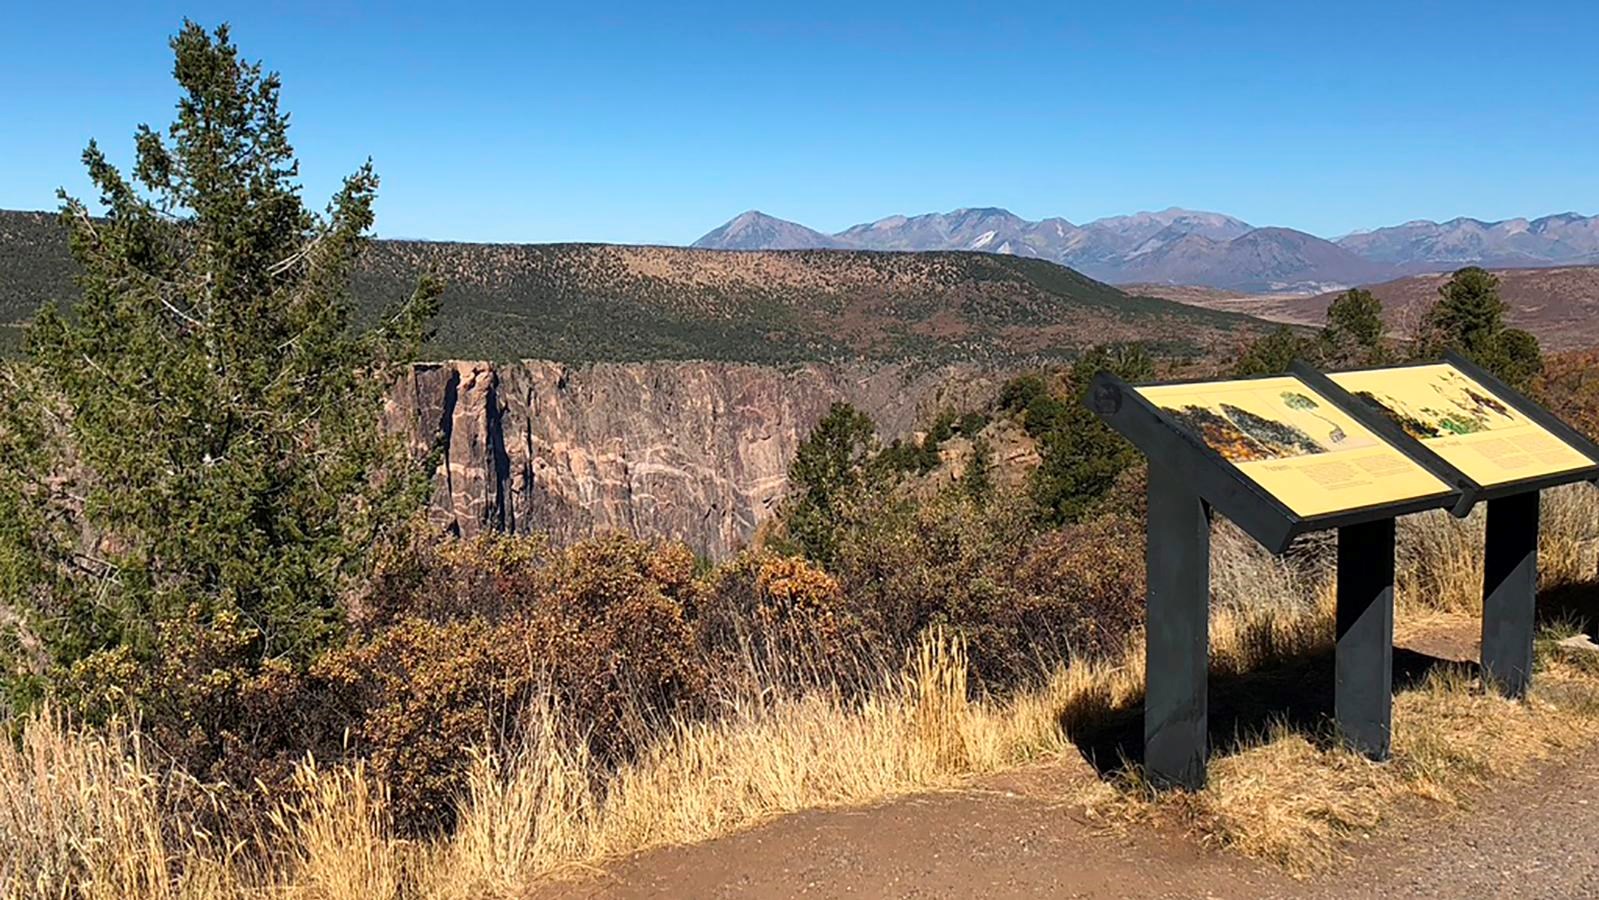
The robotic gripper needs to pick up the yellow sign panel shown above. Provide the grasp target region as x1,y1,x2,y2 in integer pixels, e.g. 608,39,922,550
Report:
1138,376,1452,518
1329,363,1595,487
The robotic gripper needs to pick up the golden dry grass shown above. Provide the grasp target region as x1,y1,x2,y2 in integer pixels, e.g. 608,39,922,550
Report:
1090,484,1599,875
1121,643,1599,875
3,485,1597,896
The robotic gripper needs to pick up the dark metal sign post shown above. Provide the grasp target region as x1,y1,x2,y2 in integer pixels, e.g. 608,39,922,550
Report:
1335,518,1396,758
1483,491,1539,697
1144,464,1211,788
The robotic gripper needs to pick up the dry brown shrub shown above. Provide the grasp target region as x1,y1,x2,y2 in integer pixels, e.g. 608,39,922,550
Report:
693,550,866,689
311,618,537,833
827,488,1146,687
307,533,712,833
1538,348,1599,441
1014,511,1146,658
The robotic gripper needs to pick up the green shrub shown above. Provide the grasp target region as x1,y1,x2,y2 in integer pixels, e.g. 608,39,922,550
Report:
998,372,1068,437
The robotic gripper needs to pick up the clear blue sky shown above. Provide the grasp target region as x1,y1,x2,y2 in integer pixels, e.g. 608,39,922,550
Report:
2,2,1595,244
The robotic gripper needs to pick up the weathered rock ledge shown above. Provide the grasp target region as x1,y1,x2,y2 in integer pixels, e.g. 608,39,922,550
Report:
384,361,997,557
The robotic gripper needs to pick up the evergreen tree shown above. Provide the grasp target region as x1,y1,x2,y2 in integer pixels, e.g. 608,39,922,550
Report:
1320,287,1387,366
1030,345,1153,524
1422,267,1542,389
782,402,877,566
1233,325,1312,376
1429,267,1507,355
1478,326,1544,390
0,22,440,709
1232,289,1388,376
962,437,993,504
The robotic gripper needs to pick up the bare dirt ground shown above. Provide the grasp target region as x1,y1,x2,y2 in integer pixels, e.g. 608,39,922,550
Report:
533,618,1599,899
537,743,1599,900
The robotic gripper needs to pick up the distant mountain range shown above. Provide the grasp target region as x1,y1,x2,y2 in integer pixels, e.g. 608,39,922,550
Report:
693,208,1599,294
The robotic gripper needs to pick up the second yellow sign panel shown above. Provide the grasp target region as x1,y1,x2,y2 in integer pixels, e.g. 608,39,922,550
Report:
1329,363,1593,488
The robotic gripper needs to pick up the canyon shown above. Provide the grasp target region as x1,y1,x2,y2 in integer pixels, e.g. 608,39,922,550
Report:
384,360,1000,557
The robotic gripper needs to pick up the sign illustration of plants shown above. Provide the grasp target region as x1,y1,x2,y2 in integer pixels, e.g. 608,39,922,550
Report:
1330,363,1597,485
1338,367,1513,440
1151,384,1371,463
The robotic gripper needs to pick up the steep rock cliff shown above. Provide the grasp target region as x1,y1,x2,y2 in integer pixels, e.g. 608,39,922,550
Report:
385,361,996,557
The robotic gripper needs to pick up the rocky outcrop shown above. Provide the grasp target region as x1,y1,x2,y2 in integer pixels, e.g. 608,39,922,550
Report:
384,361,997,557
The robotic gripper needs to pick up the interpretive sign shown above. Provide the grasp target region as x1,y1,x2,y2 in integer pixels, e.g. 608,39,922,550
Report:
1090,371,1463,789
1137,376,1452,518
1098,355,1598,791
1301,353,1599,701
1326,360,1599,495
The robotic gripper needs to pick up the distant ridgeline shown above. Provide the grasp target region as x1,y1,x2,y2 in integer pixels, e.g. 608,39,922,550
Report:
0,209,1261,364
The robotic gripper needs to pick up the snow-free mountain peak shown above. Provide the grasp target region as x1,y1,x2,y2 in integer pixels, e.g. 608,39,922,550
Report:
691,211,844,250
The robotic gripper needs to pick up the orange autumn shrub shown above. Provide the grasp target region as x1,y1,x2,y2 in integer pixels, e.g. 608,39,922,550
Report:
694,551,864,686
311,618,537,832
225,532,714,834
123,509,1159,836
524,536,707,761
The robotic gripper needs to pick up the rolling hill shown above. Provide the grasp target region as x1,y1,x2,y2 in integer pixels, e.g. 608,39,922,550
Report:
0,209,1265,364
1142,265,1599,351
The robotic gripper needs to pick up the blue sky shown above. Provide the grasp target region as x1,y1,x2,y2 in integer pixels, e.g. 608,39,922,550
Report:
2,2,1596,244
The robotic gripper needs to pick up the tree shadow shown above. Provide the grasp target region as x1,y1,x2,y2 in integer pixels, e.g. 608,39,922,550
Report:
1066,577,1599,780
1063,645,1471,779
1538,580,1599,639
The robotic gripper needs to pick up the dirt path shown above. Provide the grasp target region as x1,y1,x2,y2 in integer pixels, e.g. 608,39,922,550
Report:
534,762,1294,899
531,617,1599,899
535,744,1599,899
1299,742,1599,899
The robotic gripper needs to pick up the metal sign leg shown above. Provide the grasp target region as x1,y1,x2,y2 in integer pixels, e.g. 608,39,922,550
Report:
1145,464,1210,790
1336,518,1395,760
1483,491,1540,698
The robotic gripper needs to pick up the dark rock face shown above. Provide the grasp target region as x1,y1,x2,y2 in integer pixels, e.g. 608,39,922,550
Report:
385,361,995,557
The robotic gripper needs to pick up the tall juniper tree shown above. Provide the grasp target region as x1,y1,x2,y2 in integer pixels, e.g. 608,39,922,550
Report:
0,22,439,712
1421,266,1542,388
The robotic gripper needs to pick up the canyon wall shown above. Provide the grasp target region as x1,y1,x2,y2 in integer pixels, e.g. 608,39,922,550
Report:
384,361,998,557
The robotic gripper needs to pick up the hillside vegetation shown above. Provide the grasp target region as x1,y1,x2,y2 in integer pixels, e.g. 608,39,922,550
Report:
1146,264,1599,352
0,209,1262,364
